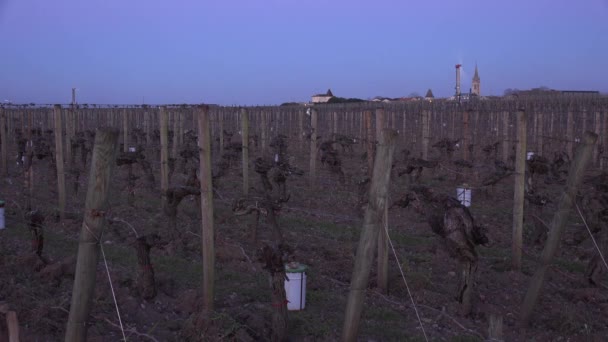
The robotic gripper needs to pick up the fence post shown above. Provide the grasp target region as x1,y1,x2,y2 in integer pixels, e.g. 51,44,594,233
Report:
342,129,398,342
594,111,601,167
172,111,179,159
566,110,574,159
520,132,597,326
421,110,430,160
537,111,544,156
502,111,510,163
159,106,169,195
197,105,215,322
54,105,66,221
241,108,249,196
65,129,119,342
0,108,7,176
603,112,608,170
462,109,470,161
375,108,388,294
365,111,373,176
309,108,318,187
512,110,526,271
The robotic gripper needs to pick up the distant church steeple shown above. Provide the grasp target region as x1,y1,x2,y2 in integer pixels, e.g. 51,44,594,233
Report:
472,64,481,96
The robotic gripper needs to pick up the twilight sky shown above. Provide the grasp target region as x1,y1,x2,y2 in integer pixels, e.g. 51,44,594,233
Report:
1,0,607,105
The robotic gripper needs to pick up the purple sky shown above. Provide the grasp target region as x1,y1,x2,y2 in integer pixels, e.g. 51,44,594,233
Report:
1,0,607,105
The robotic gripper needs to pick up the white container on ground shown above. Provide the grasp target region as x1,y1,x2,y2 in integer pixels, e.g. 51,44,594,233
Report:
0,200,5,229
527,151,534,160
456,185,472,207
284,262,308,311
129,147,136,152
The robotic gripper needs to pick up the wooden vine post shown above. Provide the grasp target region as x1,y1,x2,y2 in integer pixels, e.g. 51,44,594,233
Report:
65,129,119,342
159,106,169,196
0,108,7,176
66,107,73,167
537,111,544,156
25,111,34,210
375,108,389,294
520,131,597,326
172,111,179,159
261,111,268,153
603,111,608,169
298,110,304,150
512,110,527,271
462,109,470,161
342,129,398,342
502,111,510,163
54,105,66,221
421,109,430,160
594,111,600,166
197,105,215,322
219,111,224,155
566,109,574,158
309,108,318,187
123,109,128,152
365,111,373,176
241,108,249,196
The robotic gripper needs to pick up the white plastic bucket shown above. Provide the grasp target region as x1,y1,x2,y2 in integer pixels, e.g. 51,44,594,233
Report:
527,151,534,160
129,147,136,152
456,187,472,207
284,262,307,311
0,200,5,230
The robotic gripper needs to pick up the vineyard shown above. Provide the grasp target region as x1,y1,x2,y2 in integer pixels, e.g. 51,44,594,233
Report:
1,97,608,341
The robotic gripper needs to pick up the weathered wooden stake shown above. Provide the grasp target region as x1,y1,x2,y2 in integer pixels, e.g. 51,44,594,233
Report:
502,111,509,163
6,311,19,342
262,111,268,153
54,105,66,221
537,111,544,156
462,109,470,161
520,132,597,326
603,112,608,169
197,105,215,322
241,108,249,196
375,108,389,294
159,106,169,194
309,108,318,187
298,110,304,151
512,110,527,271
219,111,224,155
123,109,128,153
65,129,119,342
171,111,179,159
342,129,398,342
566,110,574,158
365,111,374,177
65,108,74,167
421,110,430,159
488,314,503,341
0,108,7,176
594,111,600,166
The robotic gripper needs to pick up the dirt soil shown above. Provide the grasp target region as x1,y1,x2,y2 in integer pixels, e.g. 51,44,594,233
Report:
1,134,607,342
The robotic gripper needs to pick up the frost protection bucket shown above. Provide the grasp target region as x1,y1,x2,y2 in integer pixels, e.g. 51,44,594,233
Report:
284,262,308,311
0,200,5,230
456,186,472,207
527,151,534,160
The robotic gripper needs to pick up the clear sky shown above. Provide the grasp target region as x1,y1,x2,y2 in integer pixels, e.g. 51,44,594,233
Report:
1,0,607,105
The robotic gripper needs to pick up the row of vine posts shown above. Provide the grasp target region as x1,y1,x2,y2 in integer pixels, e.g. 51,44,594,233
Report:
0,96,607,340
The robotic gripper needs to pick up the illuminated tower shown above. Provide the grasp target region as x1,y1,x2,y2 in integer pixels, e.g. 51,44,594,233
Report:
455,64,462,97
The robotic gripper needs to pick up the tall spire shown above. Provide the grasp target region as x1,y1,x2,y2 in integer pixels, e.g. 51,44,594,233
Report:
473,64,480,81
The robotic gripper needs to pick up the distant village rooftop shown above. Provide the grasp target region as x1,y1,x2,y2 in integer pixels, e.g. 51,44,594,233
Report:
311,89,334,103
